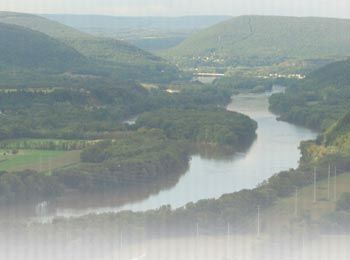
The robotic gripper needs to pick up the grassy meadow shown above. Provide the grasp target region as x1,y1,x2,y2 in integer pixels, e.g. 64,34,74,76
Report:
264,172,350,232
0,149,80,173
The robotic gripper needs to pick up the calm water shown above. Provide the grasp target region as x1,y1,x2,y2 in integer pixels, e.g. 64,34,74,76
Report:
50,89,317,218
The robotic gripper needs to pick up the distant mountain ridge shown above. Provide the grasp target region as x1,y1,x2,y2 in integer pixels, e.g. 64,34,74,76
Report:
164,15,350,67
42,15,231,51
42,15,232,31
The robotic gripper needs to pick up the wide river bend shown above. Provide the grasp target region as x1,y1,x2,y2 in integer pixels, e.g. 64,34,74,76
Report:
47,89,317,219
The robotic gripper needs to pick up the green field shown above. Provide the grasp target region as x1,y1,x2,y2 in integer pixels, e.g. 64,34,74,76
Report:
0,149,81,173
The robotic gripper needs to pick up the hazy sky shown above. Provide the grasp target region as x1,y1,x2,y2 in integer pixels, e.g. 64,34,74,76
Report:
1,0,350,18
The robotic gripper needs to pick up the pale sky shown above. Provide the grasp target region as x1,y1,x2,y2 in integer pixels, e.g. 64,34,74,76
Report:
1,0,350,18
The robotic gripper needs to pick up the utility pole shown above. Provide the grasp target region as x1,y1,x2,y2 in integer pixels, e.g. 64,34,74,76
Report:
48,157,52,175
313,167,317,203
294,187,299,218
227,222,230,238
226,223,230,259
257,206,261,238
334,166,337,202
39,156,43,173
120,231,123,250
196,222,199,238
328,164,331,201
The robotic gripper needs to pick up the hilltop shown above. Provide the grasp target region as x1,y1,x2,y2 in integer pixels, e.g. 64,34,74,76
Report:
0,12,179,83
164,15,350,68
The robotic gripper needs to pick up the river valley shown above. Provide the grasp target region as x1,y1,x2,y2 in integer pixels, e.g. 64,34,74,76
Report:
26,88,317,220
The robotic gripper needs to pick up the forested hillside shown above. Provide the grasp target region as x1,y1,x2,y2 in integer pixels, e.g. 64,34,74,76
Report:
325,112,350,153
0,23,85,70
270,59,350,130
309,59,350,86
164,15,350,68
0,12,179,83
0,22,95,86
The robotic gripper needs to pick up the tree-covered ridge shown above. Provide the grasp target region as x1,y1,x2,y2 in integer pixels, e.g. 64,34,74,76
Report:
0,23,85,71
135,108,257,146
269,59,350,131
163,15,350,67
0,11,179,83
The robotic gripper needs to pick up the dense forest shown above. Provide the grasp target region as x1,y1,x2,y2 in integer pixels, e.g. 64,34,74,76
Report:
135,108,257,146
55,129,190,192
0,87,143,140
0,83,232,140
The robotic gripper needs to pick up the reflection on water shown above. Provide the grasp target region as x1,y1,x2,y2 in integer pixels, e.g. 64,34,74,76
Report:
42,87,317,219
192,142,254,162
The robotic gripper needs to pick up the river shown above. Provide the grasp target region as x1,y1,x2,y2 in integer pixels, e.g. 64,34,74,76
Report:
40,88,317,219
